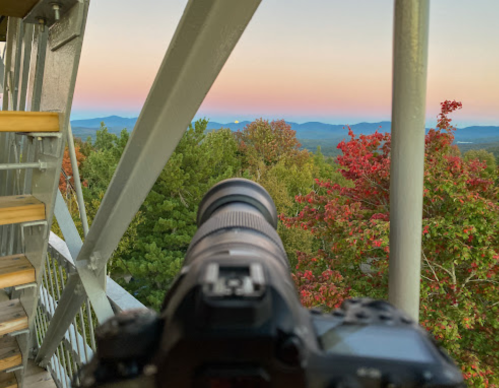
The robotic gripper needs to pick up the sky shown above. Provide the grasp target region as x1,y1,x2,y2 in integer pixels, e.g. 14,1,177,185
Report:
27,1,499,126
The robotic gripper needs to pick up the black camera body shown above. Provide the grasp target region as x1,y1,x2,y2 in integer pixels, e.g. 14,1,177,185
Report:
78,179,465,388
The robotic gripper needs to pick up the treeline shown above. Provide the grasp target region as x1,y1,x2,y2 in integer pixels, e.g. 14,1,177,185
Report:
62,119,346,308
58,109,498,386
458,140,499,163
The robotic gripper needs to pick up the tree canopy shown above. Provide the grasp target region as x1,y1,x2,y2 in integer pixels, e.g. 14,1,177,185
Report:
64,104,499,386
282,101,499,385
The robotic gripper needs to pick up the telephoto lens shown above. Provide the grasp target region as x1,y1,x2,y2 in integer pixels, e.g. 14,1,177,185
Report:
156,178,314,388
185,177,288,272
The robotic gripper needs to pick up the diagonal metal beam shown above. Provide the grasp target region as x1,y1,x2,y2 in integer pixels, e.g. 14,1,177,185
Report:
75,0,262,293
36,273,86,368
36,192,114,366
55,190,83,261
36,0,261,365
37,190,113,366
67,124,90,236
54,190,114,323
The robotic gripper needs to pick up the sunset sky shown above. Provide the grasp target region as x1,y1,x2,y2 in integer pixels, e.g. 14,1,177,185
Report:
71,0,499,126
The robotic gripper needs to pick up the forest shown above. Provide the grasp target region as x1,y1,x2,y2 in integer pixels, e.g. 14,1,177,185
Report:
57,101,499,387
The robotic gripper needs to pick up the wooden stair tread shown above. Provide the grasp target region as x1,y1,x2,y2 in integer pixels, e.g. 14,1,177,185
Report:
0,300,28,336
0,112,59,133
0,336,21,372
24,360,56,388
0,195,45,226
0,371,17,388
0,255,35,289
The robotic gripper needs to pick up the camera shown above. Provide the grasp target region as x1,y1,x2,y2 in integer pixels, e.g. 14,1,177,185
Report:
77,178,465,388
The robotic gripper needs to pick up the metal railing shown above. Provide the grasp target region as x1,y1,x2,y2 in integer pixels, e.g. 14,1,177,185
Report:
35,232,145,387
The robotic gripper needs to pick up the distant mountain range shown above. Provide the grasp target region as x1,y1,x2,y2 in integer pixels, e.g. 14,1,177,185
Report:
72,115,137,129
70,116,499,143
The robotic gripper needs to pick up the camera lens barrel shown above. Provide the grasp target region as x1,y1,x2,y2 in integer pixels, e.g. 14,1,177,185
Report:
186,179,288,271
196,178,278,229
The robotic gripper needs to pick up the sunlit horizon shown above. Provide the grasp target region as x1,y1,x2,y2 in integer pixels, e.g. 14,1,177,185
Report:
8,0,499,128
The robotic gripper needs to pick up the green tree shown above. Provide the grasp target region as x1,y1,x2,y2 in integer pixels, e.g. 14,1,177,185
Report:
81,124,130,197
79,124,142,277
464,149,497,177
73,136,94,158
122,120,241,309
236,119,309,171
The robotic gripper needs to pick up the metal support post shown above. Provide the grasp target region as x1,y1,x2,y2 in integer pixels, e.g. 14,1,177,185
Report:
388,0,430,321
18,24,34,111
67,124,89,236
2,17,15,111
1,17,15,221
11,21,24,111
30,26,48,111
73,0,262,312
0,52,4,92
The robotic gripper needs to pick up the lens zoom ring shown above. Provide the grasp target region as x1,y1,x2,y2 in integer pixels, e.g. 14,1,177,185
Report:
188,211,286,258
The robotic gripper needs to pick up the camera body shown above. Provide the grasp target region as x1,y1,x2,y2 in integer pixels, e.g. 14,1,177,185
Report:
78,179,465,388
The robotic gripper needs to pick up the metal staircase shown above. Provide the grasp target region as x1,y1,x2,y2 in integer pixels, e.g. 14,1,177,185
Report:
0,2,148,386
1,0,87,386
0,111,64,387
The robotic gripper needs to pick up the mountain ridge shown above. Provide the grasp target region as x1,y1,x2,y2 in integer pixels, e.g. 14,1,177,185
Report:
70,116,499,142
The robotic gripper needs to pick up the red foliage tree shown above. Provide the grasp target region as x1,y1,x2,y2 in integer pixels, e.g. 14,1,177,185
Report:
59,145,86,192
283,101,499,386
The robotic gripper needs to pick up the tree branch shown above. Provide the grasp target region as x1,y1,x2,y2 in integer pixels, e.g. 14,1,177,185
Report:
422,251,440,282
450,262,457,285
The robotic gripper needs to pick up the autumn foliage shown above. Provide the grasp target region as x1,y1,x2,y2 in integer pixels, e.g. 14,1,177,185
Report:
283,101,499,386
235,119,308,169
59,145,86,192
72,106,498,386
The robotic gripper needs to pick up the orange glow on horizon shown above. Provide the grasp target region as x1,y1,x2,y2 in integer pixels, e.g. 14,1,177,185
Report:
71,1,499,126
